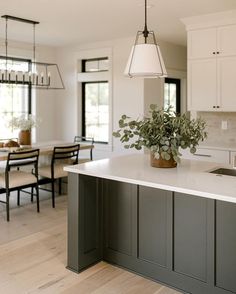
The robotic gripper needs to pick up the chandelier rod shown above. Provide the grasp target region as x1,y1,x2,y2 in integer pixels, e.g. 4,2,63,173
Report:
33,23,36,62
5,17,8,72
1,15,39,25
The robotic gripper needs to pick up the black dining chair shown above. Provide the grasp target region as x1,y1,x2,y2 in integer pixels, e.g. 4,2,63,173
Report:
0,149,40,221
38,144,80,208
74,136,94,163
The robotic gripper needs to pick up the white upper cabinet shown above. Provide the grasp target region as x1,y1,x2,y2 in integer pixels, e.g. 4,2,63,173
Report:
188,25,236,59
218,56,236,111
188,59,217,111
187,23,236,111
218,25,236,56
182,11,236,111
188,28,217,59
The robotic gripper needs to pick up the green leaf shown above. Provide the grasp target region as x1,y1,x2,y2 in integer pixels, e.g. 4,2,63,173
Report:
190,147,197,154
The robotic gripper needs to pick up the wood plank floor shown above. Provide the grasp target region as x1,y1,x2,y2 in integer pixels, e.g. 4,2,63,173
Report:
0,194,182,294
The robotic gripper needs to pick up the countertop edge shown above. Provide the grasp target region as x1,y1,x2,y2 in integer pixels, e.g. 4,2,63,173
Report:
65,165,236,204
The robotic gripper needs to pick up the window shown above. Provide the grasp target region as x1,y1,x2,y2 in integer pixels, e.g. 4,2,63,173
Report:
0,57,32,139
81,57,109,143
164,78,181,113
82,82,109,143
82,58,109,72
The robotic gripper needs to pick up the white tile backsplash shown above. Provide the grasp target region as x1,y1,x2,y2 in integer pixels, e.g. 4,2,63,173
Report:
197,112,236,147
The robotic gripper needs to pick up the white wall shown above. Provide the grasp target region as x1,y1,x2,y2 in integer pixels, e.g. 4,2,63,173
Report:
55,36,187,157
144,40,187,115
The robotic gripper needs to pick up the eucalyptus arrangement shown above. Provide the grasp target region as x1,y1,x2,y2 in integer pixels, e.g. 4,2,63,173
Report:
113,105,207,167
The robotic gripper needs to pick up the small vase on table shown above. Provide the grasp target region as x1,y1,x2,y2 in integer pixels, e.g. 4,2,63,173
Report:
18,129,31,146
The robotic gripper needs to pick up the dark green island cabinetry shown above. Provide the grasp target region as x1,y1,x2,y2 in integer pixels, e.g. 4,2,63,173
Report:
67,173,236,294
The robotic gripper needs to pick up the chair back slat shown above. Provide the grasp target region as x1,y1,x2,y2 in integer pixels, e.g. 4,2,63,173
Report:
52,144,80,163
7,149,40,169
74,136,94,160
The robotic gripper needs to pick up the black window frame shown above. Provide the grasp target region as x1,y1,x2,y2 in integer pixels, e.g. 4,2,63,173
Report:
0,56,32,115
82,57,109,73
164,78,181,114
82,81,109,144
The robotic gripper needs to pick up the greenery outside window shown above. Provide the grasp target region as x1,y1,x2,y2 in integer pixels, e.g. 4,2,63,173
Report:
0,57,32,139
164,78,180,113
82,81,109,143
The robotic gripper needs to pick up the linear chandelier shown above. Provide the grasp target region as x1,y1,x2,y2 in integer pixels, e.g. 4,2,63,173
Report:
0,15,65,89
124,0,167,78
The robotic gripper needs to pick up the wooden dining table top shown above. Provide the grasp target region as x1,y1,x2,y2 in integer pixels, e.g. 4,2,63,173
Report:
0,140,94,161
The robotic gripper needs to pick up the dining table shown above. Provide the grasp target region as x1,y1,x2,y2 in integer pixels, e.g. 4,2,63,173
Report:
0,140,94,161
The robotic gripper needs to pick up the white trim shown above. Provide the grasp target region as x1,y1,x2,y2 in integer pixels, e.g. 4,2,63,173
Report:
78,71,109,82
181,10,236,31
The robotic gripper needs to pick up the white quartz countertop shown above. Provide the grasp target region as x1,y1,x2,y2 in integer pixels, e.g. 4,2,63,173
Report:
64,154,236,204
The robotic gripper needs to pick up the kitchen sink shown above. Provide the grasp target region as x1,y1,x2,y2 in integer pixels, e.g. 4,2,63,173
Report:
210,168,236,177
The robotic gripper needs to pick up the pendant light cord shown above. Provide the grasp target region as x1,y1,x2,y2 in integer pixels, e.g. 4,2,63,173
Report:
143,0,149,43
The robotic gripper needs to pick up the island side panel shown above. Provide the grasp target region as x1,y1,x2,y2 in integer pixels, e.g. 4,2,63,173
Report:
138,186,172,268
174,193,209,282
67,173,102,273
103,180,137,257
215,201,236,293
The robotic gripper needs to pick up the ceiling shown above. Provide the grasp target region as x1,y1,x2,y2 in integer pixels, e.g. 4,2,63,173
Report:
0,0,236,47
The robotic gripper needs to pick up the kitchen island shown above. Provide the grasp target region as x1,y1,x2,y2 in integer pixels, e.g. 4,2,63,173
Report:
65,154,236,294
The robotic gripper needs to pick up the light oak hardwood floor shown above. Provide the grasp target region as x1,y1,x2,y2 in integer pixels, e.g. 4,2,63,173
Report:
0,193,182,294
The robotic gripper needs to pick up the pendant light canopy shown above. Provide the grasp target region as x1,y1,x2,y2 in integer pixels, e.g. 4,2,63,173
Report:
124,0,167,78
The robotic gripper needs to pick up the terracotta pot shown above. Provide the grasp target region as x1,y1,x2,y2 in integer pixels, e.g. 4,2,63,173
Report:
150,152,177,168
18,130,31,146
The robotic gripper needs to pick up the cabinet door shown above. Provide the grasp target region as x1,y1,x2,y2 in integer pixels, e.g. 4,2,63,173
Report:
230,151,236,165
188,59,217,111
218,24,236,56
188,28,217,59
218,56,236,111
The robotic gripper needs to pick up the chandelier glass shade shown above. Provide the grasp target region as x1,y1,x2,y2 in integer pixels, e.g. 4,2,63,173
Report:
124,0,167,78
1,15,64,89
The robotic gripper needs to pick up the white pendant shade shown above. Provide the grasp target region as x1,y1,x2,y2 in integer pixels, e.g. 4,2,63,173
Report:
124,44,167,78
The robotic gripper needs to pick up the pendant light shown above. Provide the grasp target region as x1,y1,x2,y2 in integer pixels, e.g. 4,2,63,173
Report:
124,0,167,78
1,15,65,89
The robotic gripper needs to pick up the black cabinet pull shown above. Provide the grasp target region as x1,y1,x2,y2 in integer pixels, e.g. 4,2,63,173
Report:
213,106,216,108
193,153,211,158
213,52,216,55
217,106,220,108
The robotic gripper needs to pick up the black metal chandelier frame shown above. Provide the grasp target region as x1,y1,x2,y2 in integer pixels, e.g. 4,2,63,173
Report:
1,15,65,89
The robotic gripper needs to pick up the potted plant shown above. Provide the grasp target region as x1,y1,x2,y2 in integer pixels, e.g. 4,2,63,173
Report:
8,115,37,146
113,104,207,168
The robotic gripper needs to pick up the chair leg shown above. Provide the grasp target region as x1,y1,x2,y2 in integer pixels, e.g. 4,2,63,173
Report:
36,185,40,213
17,190,20,206
52,180,55,208
31,187,34,202
6,191,10,222
58,178,62,195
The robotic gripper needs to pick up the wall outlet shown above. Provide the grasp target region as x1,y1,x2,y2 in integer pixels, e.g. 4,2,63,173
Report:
221,120,228,130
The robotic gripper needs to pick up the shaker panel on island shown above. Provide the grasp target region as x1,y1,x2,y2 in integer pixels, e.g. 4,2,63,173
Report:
65,154,236,294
